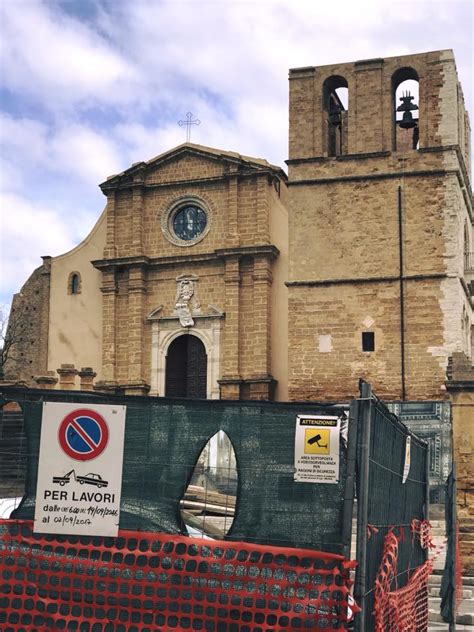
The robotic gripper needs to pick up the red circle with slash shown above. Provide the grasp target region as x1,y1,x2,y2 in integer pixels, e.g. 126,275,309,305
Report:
58,409,109,461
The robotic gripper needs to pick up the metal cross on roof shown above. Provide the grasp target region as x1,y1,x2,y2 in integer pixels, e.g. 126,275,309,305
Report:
178,112,201,142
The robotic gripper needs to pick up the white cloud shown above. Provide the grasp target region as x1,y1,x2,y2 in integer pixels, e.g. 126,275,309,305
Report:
0,192,75,298
0,0,471,306
0,114,122,186
49,125,123,185
0,1,138,108
0,114,48,164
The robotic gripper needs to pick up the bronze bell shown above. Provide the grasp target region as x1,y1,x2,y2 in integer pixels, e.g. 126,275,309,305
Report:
329,103,342,127
397,91,419,129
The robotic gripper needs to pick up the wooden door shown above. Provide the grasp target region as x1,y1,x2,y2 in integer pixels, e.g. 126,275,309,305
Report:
165,335,207,399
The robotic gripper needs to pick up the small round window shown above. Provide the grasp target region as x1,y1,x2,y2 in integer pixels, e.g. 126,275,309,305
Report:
172,205,207,241
161,196,212,247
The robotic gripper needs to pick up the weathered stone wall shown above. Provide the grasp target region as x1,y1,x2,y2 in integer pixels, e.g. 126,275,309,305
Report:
3,257,51,385
96,145,288,398
287,49,473,401
289,49,469,160
446,353,474,574
288,279,463,401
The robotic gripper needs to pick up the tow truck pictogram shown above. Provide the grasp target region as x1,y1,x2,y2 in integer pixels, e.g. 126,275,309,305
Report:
52,470,108,488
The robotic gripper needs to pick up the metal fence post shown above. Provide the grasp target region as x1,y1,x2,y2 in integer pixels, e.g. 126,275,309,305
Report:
450,462,457,632
354,380,372,632
341,402,359,560
425,441,430,558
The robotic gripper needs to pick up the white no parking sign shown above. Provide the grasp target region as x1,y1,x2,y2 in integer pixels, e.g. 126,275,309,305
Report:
34,402,126,536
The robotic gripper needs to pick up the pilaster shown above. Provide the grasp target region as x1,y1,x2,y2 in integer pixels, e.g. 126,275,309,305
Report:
218,378,243,400
127,266,147,386
226,170,240,247
56,364,77,390
247,377,277,401
252,256,273,376
354,58,384,154
100,270,118,384
34,372,58,390
103,192,117,259
78,367,97,392
256,176,270,244
221,257,241,389
131,179,145,256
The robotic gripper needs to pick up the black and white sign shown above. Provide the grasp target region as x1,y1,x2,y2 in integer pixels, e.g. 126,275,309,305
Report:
294,415,341,484
34,402,126,536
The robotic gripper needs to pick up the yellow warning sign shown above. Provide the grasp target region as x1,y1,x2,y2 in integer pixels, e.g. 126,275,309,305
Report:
304,428,330,454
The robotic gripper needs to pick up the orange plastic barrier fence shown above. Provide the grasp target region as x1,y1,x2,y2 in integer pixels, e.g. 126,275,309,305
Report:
0,519,354,631
374,521,434,632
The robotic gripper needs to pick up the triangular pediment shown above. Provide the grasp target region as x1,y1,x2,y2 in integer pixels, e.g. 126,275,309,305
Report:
100,143,286,190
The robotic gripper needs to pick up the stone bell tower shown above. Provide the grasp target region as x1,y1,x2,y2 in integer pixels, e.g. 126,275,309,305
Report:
287,50,472,401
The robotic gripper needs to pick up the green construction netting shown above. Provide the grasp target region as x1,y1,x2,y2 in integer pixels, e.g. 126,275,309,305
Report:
8,393,349,554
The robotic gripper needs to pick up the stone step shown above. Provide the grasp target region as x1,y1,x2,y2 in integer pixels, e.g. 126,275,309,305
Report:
429,574,474,586
429,609,474,626
429,520,445,529
428,568,474,626
429,597,474,618
429,586,473,599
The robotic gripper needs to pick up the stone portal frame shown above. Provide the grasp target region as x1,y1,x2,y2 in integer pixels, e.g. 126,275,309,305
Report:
147,308,223,399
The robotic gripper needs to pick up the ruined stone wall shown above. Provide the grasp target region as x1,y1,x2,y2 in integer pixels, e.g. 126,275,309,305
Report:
3,258,51,385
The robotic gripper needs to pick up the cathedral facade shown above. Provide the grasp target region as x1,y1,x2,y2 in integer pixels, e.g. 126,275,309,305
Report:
6,49,473,403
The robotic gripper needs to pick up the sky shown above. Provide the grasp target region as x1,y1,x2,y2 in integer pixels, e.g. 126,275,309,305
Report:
0,0,473,308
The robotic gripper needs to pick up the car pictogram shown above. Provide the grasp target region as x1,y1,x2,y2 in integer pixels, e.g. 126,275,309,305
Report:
76,473,108,488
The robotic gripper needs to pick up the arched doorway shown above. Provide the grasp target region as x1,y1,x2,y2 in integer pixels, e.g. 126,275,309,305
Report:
165,334,207,398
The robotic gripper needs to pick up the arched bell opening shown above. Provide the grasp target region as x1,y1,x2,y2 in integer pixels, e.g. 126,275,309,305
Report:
181,430,238,539
165,333,207,399
323,75,349,157
392,67,420,151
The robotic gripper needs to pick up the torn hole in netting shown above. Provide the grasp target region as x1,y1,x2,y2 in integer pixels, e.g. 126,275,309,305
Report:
181,431,237,539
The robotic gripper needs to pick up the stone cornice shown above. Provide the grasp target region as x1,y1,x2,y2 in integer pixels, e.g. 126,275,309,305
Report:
286,272,447,287
100,170,280,194
92,245,280,271
157,313,225,323
215,245,279,260
93,256,151,270
99,143,287,193
286,145,472,218
445,380,474,391
286,150,391,165
287,168,460,187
